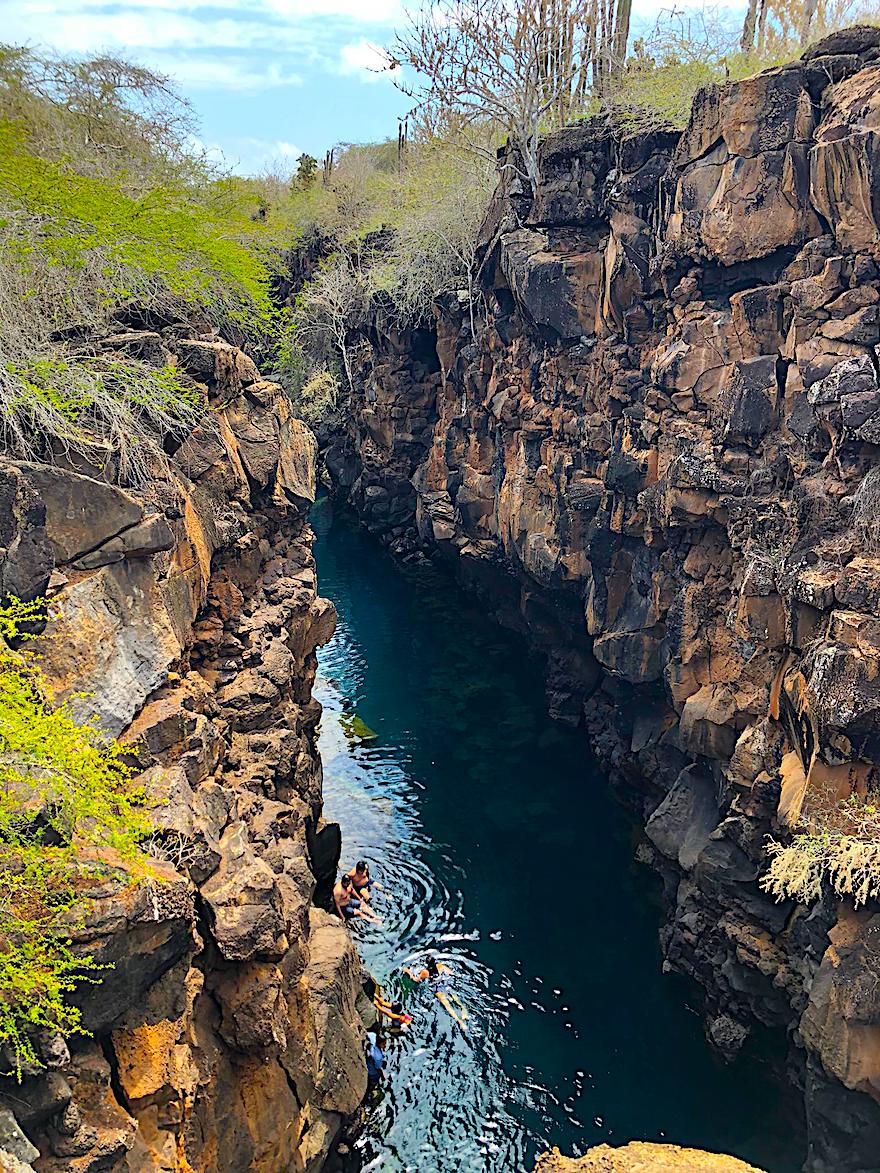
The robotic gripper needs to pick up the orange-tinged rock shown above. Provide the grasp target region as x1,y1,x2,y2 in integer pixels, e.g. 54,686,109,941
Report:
536,1142,766,1171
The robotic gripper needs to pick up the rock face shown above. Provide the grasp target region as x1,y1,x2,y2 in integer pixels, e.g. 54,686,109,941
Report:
323,29,880,1172
0,329,366,1171
536,1143,765,1172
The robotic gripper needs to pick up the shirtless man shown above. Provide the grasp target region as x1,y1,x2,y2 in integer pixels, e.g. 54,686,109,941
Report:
334,874,381,925
347,860,381,903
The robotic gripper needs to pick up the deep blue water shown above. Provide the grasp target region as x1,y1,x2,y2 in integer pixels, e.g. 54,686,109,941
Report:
312,498,802,1173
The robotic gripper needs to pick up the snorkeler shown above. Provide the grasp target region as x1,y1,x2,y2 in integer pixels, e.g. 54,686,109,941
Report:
334,874,382,925
404,955,469,1032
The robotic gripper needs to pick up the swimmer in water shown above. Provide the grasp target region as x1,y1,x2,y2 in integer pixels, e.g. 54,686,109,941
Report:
404,955,469,1031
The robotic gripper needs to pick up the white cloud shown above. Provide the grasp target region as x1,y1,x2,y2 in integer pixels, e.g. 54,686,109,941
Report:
150,54,302,90
224,137,305,174
9,0,402,16
265,0,403,17
9,10,304,53
338,38,397,83
2,0,404,92
187,134,304,173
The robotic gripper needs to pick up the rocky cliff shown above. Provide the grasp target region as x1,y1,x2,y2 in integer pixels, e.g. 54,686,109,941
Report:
323,27,880,1172
535,1144,765,1173
0,329,366,1170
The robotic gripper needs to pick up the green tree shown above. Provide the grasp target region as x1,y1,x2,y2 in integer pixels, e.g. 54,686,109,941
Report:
295,153,319,190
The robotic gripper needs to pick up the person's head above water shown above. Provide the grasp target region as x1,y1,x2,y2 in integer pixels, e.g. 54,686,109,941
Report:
355,860,368,875
340,874,352,889
425,955,439,978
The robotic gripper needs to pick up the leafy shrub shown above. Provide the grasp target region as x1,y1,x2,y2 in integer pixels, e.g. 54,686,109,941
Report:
293,369,340,427
763,794,880,908
0,598,149,1073
0,121,276,331
0,48,293,475
0,353,207,483
605,9,790,131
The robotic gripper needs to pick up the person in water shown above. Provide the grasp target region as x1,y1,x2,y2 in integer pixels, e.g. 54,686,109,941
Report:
373,991,412,1029
334,874,381,925
347,860,381,903
365,1032,386,1084
404,955,469,1031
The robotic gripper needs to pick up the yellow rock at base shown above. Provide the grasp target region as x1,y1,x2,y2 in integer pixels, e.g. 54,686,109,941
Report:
536,1142,766,1172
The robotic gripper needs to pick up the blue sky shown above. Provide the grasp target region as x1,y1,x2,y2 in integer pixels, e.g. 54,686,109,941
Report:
3,0,731,176
2,0,411,174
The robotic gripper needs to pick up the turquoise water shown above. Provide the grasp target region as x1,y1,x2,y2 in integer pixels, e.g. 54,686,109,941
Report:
312,498,802,1173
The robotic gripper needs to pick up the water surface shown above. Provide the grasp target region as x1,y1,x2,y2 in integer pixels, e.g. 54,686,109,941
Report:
313,498,801,1173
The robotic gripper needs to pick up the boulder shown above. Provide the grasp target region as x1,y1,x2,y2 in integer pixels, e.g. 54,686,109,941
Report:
668,69,820,264
723,356,779,444
201,823,288,961
70,863,195,1034
646,766,720,870
276,413,319,507
6,461,143,565
302,909,367,1117
224,387,282,491
37,558,184,737
0,1109,39,1168
499,228,602,339
812,65,880,251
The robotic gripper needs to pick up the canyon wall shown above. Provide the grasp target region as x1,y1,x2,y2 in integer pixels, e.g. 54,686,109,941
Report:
0,330,366,1171
323,27,880,1172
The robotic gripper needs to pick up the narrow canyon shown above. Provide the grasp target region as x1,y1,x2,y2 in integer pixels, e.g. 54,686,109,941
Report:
1,23,880,1173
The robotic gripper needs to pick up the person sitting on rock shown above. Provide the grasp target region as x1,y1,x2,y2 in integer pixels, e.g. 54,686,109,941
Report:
347,859,381,902
334,874,381,925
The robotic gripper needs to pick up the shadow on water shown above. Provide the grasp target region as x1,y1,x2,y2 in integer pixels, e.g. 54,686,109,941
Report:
312,496,804,1173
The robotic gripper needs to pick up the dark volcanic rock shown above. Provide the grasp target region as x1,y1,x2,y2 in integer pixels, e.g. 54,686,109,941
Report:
323,34,880,1173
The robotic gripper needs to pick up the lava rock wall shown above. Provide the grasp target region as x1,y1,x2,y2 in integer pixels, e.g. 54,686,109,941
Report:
325,28,880,1171
0,330,366,1171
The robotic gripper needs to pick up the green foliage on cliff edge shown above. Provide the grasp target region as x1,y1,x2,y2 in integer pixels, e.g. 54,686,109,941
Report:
0,599,149,1075
0,46,292,475
0,120,275,328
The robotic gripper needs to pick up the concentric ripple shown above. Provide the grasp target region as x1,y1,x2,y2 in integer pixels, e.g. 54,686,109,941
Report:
312,498,803,1173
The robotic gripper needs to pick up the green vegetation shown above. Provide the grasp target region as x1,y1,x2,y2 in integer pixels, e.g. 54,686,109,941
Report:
763,795,880,908
278,137,494,409
0,598,149,1073
0,47,295,480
